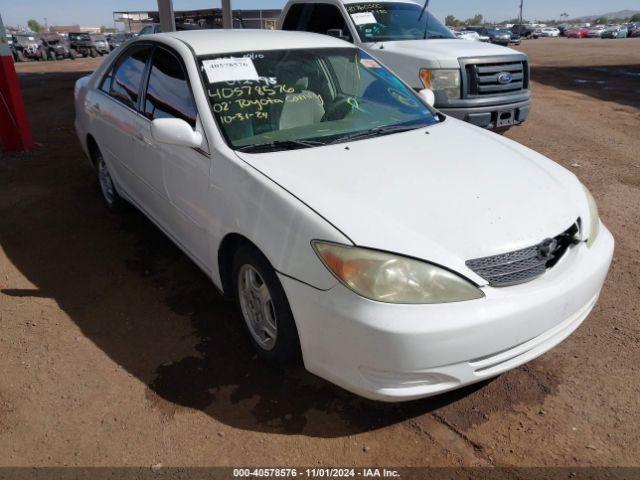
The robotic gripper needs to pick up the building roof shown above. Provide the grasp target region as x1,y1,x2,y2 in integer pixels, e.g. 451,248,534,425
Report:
159,29,352,56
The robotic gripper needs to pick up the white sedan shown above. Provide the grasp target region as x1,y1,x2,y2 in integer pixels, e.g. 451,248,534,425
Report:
74,30,613,402
540,27,561,37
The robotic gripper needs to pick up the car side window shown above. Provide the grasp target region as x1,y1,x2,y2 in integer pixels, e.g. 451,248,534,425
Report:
139,26,152,35
306,4,349,37
144,47,197,127
99,67,113,93
109,45,152,110
282,4,306,30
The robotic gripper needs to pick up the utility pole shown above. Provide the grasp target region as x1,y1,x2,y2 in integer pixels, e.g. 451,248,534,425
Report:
158,0,176,32
519,0,524,23
222,0,233,29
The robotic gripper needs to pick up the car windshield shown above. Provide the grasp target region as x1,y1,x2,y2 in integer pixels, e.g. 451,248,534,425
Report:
200,48,439,151
345,2,455,42
91,35,107,41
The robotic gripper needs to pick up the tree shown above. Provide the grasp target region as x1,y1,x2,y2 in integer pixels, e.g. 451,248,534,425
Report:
595,17,608,25
465,14,484,26
27,19,43,33
630,13,640,22
445,15,460,27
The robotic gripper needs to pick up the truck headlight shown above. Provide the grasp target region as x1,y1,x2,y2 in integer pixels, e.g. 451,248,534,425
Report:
312,241,484,304
419,69,461,99
582,184,600,248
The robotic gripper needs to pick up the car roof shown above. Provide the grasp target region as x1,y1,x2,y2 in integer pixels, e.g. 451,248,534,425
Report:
157,29,353,56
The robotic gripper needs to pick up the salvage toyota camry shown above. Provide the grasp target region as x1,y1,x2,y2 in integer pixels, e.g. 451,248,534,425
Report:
74,30,614,401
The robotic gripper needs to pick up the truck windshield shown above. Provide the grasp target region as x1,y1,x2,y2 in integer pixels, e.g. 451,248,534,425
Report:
70,33,91,41
199,48,438,151
346,2,455,42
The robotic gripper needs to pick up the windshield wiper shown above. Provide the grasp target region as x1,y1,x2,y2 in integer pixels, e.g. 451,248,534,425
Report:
328,124,424,145
235,139,327,153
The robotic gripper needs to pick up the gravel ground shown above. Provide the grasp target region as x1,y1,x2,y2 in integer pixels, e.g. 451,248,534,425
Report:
0,37,639,468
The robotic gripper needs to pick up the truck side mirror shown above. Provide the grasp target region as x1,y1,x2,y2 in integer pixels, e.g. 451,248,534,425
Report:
326,29,351,42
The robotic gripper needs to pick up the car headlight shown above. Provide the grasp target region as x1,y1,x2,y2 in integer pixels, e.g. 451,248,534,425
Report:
419,69,461,99
582,184,600,248
312,241,484,304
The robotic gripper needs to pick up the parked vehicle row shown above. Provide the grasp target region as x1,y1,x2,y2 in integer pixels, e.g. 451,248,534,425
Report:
566,23,638,39
74,26,613,402
7,30,125,63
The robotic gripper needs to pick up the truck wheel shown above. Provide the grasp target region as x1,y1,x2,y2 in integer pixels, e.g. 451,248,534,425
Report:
90,48,98,58
16,51,25,62
232,243,302,366
69,51,76,60
40,49,47,61
48,51,57,61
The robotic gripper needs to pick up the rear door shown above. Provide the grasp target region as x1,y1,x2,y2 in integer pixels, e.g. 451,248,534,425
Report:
99,44,153,203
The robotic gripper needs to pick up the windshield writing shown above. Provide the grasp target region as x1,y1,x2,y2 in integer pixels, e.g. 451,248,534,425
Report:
199,48,438,151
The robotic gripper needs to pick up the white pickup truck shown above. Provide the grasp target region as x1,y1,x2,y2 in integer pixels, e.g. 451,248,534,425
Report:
279,0,531,130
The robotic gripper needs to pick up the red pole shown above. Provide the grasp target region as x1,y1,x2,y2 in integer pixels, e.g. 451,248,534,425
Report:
0,13,33,151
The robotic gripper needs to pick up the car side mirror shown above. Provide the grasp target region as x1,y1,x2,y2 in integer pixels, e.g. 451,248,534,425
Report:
151,118,203,148
418,88,436,107
327,29,351,42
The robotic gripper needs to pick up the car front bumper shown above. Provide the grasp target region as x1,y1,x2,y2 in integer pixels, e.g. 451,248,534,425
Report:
439,98,531,129
280,224,614,402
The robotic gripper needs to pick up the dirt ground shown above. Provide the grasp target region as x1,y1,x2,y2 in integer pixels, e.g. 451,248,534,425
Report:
0,37,639,468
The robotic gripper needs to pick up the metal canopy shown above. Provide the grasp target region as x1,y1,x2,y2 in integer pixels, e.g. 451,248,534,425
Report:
157,0,233,31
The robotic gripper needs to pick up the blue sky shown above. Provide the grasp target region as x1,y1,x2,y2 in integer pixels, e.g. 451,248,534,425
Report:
1,0,639,28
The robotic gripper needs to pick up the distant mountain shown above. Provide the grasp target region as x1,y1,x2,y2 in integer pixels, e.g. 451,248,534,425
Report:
571,10,639,22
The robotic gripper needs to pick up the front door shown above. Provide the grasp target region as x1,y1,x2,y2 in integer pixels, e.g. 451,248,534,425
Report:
140,46,211,267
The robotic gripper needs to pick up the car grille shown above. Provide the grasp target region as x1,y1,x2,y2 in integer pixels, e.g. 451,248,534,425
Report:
465,60,528,96
466,223,580,287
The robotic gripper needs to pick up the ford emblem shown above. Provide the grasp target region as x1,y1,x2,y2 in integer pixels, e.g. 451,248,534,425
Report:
497,72,513,85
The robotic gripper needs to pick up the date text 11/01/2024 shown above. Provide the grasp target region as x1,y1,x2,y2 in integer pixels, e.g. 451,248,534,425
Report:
233,468,401,478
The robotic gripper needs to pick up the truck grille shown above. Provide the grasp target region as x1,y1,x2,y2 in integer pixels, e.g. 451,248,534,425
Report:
466,223,580,287
465,60,528,96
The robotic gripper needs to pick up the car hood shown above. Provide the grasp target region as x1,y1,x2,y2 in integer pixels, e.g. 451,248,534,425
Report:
365,39,519,68
235,119,586,283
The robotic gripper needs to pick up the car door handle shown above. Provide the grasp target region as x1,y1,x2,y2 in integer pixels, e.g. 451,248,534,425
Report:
134,132,151,145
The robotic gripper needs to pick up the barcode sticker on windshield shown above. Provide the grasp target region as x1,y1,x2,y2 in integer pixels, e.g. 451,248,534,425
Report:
351,12,377,25
202,57,259,84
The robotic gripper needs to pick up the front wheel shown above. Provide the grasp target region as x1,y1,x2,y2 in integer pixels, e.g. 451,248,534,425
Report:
232,244,302,366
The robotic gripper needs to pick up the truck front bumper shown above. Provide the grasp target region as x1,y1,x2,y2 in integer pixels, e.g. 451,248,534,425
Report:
439,98,531,130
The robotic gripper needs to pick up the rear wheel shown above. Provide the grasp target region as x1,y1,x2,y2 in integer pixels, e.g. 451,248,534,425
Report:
89,48,97,58
232,244,302,366
94,148,127,211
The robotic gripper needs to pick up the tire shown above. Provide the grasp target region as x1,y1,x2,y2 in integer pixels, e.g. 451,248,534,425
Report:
232,244,302,366
69,51,76,60
94,148,127,211
40,49,47,61
89,48,97,58
48,51,56,61
16,50,25,62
